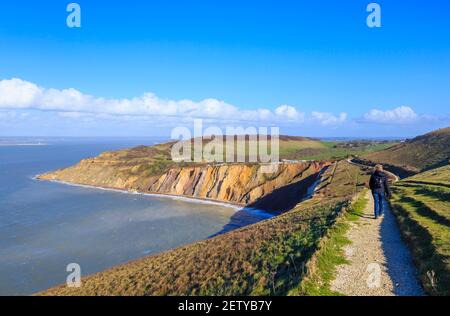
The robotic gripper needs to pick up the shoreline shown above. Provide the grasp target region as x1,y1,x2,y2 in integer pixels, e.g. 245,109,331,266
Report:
24,173,277,295
29,165,329,294
34,175,276,216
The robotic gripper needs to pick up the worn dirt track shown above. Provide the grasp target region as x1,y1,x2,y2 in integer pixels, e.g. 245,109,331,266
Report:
331,191,424,296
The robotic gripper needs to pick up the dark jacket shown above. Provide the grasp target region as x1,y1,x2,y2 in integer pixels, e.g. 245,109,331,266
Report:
369,170,391,196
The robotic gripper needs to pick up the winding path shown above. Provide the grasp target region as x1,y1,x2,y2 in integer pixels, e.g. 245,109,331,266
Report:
346,158,400,182
330,190,424,296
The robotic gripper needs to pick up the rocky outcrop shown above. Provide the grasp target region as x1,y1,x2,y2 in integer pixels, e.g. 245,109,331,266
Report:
39,158,328,206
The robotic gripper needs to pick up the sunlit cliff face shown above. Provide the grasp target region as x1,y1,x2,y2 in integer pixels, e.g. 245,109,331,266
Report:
39,159,327,206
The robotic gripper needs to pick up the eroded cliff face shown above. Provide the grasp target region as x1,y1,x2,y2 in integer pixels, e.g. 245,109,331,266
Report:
39,155,327,206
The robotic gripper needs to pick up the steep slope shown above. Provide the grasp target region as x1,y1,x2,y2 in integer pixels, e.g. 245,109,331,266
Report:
38,135,393,203
39,160,370,296
39,160,326,207
363,127,450,173
38,136,332,207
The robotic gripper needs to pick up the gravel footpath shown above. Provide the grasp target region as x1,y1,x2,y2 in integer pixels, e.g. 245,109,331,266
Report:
331,191,424,296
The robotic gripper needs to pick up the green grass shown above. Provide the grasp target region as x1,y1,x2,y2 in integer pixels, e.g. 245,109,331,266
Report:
395,183,450,201
399,194,450,224
194,137,391,163
364,126,450,172
186,136,396,162
389,165,450,296
297,142,395,161
293,191,368,296
406,164,450,185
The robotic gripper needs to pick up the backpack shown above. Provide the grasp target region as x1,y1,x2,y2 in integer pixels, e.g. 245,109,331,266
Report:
373,174,384,189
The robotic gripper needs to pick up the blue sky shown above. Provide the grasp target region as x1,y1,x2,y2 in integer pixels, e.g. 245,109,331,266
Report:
0,0,449,137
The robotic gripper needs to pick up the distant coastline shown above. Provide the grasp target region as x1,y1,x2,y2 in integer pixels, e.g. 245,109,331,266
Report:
0,143,49,146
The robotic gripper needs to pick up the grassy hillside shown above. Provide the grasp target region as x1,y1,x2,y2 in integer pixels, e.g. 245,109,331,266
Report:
363,127,450,173
79,136,393,174
39,161,370,296
282,140,395,161
390,165,450,295
41,136,389,194
184,135,393,162
36,136,389,296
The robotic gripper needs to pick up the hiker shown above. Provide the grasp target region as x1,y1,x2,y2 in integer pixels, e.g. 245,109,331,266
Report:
369,164,391,219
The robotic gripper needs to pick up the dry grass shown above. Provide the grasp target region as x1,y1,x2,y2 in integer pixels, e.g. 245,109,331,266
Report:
75,136,393,180
39,161,370,296
364,127,450,172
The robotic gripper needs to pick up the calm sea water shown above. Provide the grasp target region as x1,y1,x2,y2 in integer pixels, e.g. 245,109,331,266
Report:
0,138,269,295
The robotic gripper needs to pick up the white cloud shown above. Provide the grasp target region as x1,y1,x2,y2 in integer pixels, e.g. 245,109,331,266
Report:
0,78,240,118
311,111,347,125
0,78,309,124
0,78,357,130
0,79,43,108
363,106,418,123
274,105,304,121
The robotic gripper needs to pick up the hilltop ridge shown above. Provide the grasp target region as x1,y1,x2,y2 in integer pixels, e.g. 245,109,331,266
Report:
362,127,450,173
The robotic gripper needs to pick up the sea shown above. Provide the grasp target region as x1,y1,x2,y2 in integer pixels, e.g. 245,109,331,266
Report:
0,137,271,295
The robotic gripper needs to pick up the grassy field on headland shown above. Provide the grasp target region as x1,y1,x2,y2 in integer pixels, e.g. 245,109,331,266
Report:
281,140,395,161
